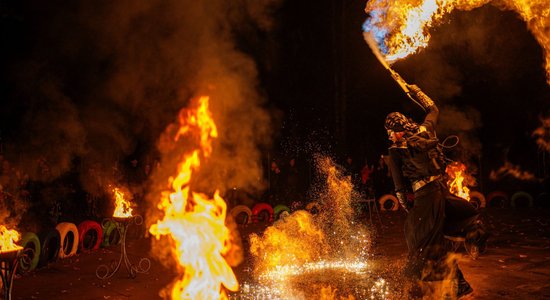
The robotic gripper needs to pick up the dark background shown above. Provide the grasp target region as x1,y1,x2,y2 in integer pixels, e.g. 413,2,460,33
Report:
1,0,549,209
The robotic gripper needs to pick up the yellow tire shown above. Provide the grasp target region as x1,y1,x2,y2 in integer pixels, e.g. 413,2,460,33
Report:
56,222,79,258
469,191,486,209
230,205,252,225
378,194,398,211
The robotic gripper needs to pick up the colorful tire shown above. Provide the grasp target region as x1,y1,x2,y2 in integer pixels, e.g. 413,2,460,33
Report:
252,203,274,223
487,191,509,208
305,202,321,215
378,194,398,211
510,191,534,208
18,232,41,272
469,191,486,209
77,220,103,251
101,220,121,247
56,222,79,258
273,204,291,220
38,229,61,268
230,205,252,225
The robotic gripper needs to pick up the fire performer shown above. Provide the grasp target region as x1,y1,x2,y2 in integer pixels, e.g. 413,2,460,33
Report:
384,84,486,298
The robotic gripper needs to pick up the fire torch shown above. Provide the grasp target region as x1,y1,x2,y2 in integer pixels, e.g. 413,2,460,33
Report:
363,32,426,111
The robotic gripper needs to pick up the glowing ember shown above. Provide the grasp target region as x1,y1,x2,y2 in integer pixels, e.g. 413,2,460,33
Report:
0,225,23,254
363,0,550,84
112,187,133,218
149,96,238,299
446,162,473,200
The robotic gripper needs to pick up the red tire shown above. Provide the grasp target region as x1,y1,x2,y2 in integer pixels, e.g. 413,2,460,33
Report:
252,203,274,223
77,220,103,251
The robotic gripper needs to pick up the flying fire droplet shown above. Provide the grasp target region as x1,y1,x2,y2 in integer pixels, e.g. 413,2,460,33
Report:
149,96,238,300
363,0,550,84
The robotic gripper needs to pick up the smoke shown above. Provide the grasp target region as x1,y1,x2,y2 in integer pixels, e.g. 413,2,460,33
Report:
437,105,483,162
1,0,279,223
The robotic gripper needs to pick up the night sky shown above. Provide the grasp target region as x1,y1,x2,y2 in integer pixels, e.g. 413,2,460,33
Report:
1,1,549,194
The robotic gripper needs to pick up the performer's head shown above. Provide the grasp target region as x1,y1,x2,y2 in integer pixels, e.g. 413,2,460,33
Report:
384,112,419,142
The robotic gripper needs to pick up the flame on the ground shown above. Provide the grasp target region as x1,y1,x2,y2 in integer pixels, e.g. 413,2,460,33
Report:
446,162,474,200
363,0,550,84
247,157,384,299
0,225,23,253
149,96,238,299
112,187,133,218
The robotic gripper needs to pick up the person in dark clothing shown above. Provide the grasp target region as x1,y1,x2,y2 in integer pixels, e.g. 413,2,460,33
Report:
385,84,484,298
373,155,392,198
284,158,302,204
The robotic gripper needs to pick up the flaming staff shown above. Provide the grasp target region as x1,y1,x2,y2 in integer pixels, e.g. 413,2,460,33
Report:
363,32,427,110
363,0,550,84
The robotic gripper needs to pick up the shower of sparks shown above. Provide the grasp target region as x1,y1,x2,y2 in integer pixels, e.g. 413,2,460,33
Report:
260,260,369,281
242,157,391,299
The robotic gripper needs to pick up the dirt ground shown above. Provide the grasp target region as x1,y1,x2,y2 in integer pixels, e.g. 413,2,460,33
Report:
9,207,550,299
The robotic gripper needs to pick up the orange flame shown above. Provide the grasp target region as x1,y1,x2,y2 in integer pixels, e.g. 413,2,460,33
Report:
0,225,23,253
446,162,472,200
112,187,133,218
149,96,238,299
364,0,550,84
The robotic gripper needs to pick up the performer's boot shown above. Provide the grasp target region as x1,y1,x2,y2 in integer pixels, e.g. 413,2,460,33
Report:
465,221,490,256
455,267,473,298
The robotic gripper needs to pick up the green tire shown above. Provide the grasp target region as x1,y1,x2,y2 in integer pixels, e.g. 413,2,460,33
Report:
19,232,41,272
101,220,120,247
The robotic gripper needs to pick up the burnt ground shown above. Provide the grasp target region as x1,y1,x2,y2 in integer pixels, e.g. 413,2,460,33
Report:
9,207,550,300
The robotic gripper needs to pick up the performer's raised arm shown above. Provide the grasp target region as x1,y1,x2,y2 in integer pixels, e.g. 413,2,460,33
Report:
408,84,439,132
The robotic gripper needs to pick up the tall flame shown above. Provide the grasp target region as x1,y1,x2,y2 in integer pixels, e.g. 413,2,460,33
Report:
446,162,472,200
149,96,238,299
0,225,23,253
363,0,550,84
112,187,133,218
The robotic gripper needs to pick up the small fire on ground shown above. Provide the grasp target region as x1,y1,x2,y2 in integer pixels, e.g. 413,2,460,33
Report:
446,162,475,201
112,187,134,218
